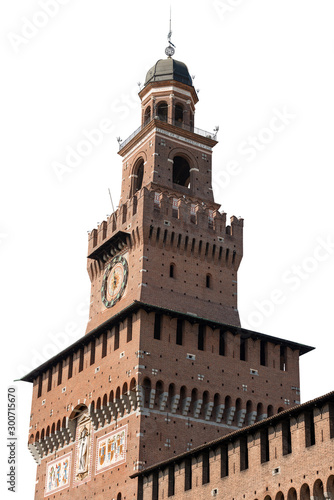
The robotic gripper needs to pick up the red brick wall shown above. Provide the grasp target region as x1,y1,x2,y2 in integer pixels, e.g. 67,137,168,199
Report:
141,400,334,500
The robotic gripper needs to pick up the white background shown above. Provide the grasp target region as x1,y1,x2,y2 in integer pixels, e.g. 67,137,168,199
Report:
1,0,334,497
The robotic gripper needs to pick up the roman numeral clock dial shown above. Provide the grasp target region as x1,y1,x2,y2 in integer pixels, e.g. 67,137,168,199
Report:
101,255,128,308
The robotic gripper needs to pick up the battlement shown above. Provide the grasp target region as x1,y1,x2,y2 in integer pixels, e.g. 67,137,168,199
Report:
87,187,244,261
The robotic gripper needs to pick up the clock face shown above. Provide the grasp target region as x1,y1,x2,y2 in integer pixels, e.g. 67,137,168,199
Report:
101,255,128,308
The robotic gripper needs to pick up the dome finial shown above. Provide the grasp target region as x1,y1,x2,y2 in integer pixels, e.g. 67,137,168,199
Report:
165,6,175,58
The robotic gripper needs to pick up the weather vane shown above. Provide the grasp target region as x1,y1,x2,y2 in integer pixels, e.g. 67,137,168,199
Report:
165,7,175,58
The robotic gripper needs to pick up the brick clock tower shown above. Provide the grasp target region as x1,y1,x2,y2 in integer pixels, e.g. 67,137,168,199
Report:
23,47,313,500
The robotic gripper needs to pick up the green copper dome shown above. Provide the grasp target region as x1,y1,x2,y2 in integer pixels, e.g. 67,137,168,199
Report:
145,58,193,87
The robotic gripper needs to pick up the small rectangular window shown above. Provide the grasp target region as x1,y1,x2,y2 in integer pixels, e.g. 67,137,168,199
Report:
219,330,225,356
132,195,137,216
260,428,270,463
137,476,143,500
202,450,210,485
102,332,108,358
198,324,205,351
68,354,73,379
329,402,334,439
127,315,133,343
152,471,159,500
37,375,43,398
240,436,248,471
176,319,183,346
280,345,287,371
220,444,228,478
79,348,84,373
122,204,127,224
90,339,96,366
114,324,120,351
154,313,162,340
240,338,246,361
282,420,292,455
305,410,315,447
260,340,267,366
185,457,192,491
168,463,175,497
47,368,52,392
57,361,63,386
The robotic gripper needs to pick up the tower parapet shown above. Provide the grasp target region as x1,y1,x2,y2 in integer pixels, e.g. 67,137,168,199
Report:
88,188,243,262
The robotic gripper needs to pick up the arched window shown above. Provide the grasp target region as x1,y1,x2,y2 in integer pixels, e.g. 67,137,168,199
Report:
144,106,151,124
132,159,144,195
327,476,334,500
234,398,242,425
287,488,297,500
313,479,325,500
157,101,168,122
246,400,254,426
206,274,211,288
300,483,311,500
168,383,175,411
175,104,184,124
170,263,175,278
130,378,136,392
179,386,187,415
155,381,164,407
224,395,232,423
200,391,209,418
189,388,198,416
173,156,190,187
117,493,122,500
143,377,151,407
256,402,265,421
